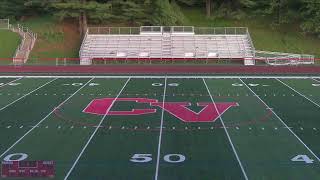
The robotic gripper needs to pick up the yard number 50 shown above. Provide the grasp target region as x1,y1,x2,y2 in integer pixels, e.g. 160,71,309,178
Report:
130,154,185,163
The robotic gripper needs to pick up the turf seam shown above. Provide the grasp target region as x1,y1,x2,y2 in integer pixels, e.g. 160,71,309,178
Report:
0,78,94,159
203,78,249,180
276,78,320,109
0,78,58,112
239,78,320,162
63,78,131,180
154,76,167,180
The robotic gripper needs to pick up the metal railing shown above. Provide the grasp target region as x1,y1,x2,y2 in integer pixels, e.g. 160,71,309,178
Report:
255,50,314,65
87,26,249,35
10,24,37,65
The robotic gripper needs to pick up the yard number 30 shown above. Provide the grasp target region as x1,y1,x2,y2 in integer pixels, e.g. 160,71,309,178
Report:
130,154,185,163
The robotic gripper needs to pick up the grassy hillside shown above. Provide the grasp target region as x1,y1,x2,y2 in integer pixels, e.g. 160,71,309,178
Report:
182,8,320,57
19,16,81,62
7,8,319,64
0,29,20,63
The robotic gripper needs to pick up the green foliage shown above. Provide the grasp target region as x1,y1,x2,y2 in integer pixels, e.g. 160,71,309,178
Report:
300,0,320,37
0,0,319,37
151,0,186,25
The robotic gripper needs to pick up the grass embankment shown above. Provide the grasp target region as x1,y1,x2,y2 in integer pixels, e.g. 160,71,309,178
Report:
18,16,81,64
0,29,21,64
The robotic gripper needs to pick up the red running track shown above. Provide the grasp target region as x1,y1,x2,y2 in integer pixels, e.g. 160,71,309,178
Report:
0,65,320,74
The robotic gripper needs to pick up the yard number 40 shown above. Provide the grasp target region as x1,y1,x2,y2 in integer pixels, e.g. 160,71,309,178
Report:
130,154,185,163
291,155,314,164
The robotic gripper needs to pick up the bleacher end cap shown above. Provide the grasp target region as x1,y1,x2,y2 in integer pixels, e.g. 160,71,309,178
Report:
116,52,127,57
184,52,194,57
208,52,219,57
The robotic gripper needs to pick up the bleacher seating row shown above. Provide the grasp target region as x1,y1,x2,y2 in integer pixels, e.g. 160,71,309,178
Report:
79,27,256,65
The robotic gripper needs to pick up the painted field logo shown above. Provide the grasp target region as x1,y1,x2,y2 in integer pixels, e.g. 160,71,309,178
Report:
83,98,238,123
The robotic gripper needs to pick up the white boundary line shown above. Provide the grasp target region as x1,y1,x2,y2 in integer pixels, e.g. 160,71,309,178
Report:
239,78,320,162
203,78,249,180
0,75,320,79
64,78,131,180
0,78,58,112
0,77,23,88
276,78,320,108
0,78,95,159
154,76,167,180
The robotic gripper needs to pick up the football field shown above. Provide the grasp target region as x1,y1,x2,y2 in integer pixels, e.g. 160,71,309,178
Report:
0,75,320,179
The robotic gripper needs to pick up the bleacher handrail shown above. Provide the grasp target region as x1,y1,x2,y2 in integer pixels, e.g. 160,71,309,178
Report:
87,26,249,35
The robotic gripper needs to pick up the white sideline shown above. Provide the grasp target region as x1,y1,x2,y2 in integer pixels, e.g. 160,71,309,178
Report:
0,78,58,112
0,77,23,88
239,78,320,162
1,75,320,79
276,78,320,108
0,78,94,159
154,76,167,180
64,78,131,180
203,78,249,180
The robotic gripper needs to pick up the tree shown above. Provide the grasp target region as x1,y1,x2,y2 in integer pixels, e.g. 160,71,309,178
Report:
52,0,112,36
300,0,320,36
206,0,212,17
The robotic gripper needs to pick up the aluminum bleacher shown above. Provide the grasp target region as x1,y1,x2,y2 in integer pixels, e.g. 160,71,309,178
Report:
79,26,256,65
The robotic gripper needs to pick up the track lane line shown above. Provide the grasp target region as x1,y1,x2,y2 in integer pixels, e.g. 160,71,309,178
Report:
276,78,320,108
0,77,24,88
64,78,131,180
0,78,58,112
154,76,167,180
203,78,249,180
0,78,94,159
239,78,320,162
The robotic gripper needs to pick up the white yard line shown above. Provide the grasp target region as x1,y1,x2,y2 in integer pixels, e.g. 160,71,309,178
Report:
154,76,167,180
64,78,131,180
203,78,249,180
0,75,320,79
311,78,320,83
276,78,320,108
0,78,58,112
0,77,24,88
0,78,94,159
239,78,320,162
